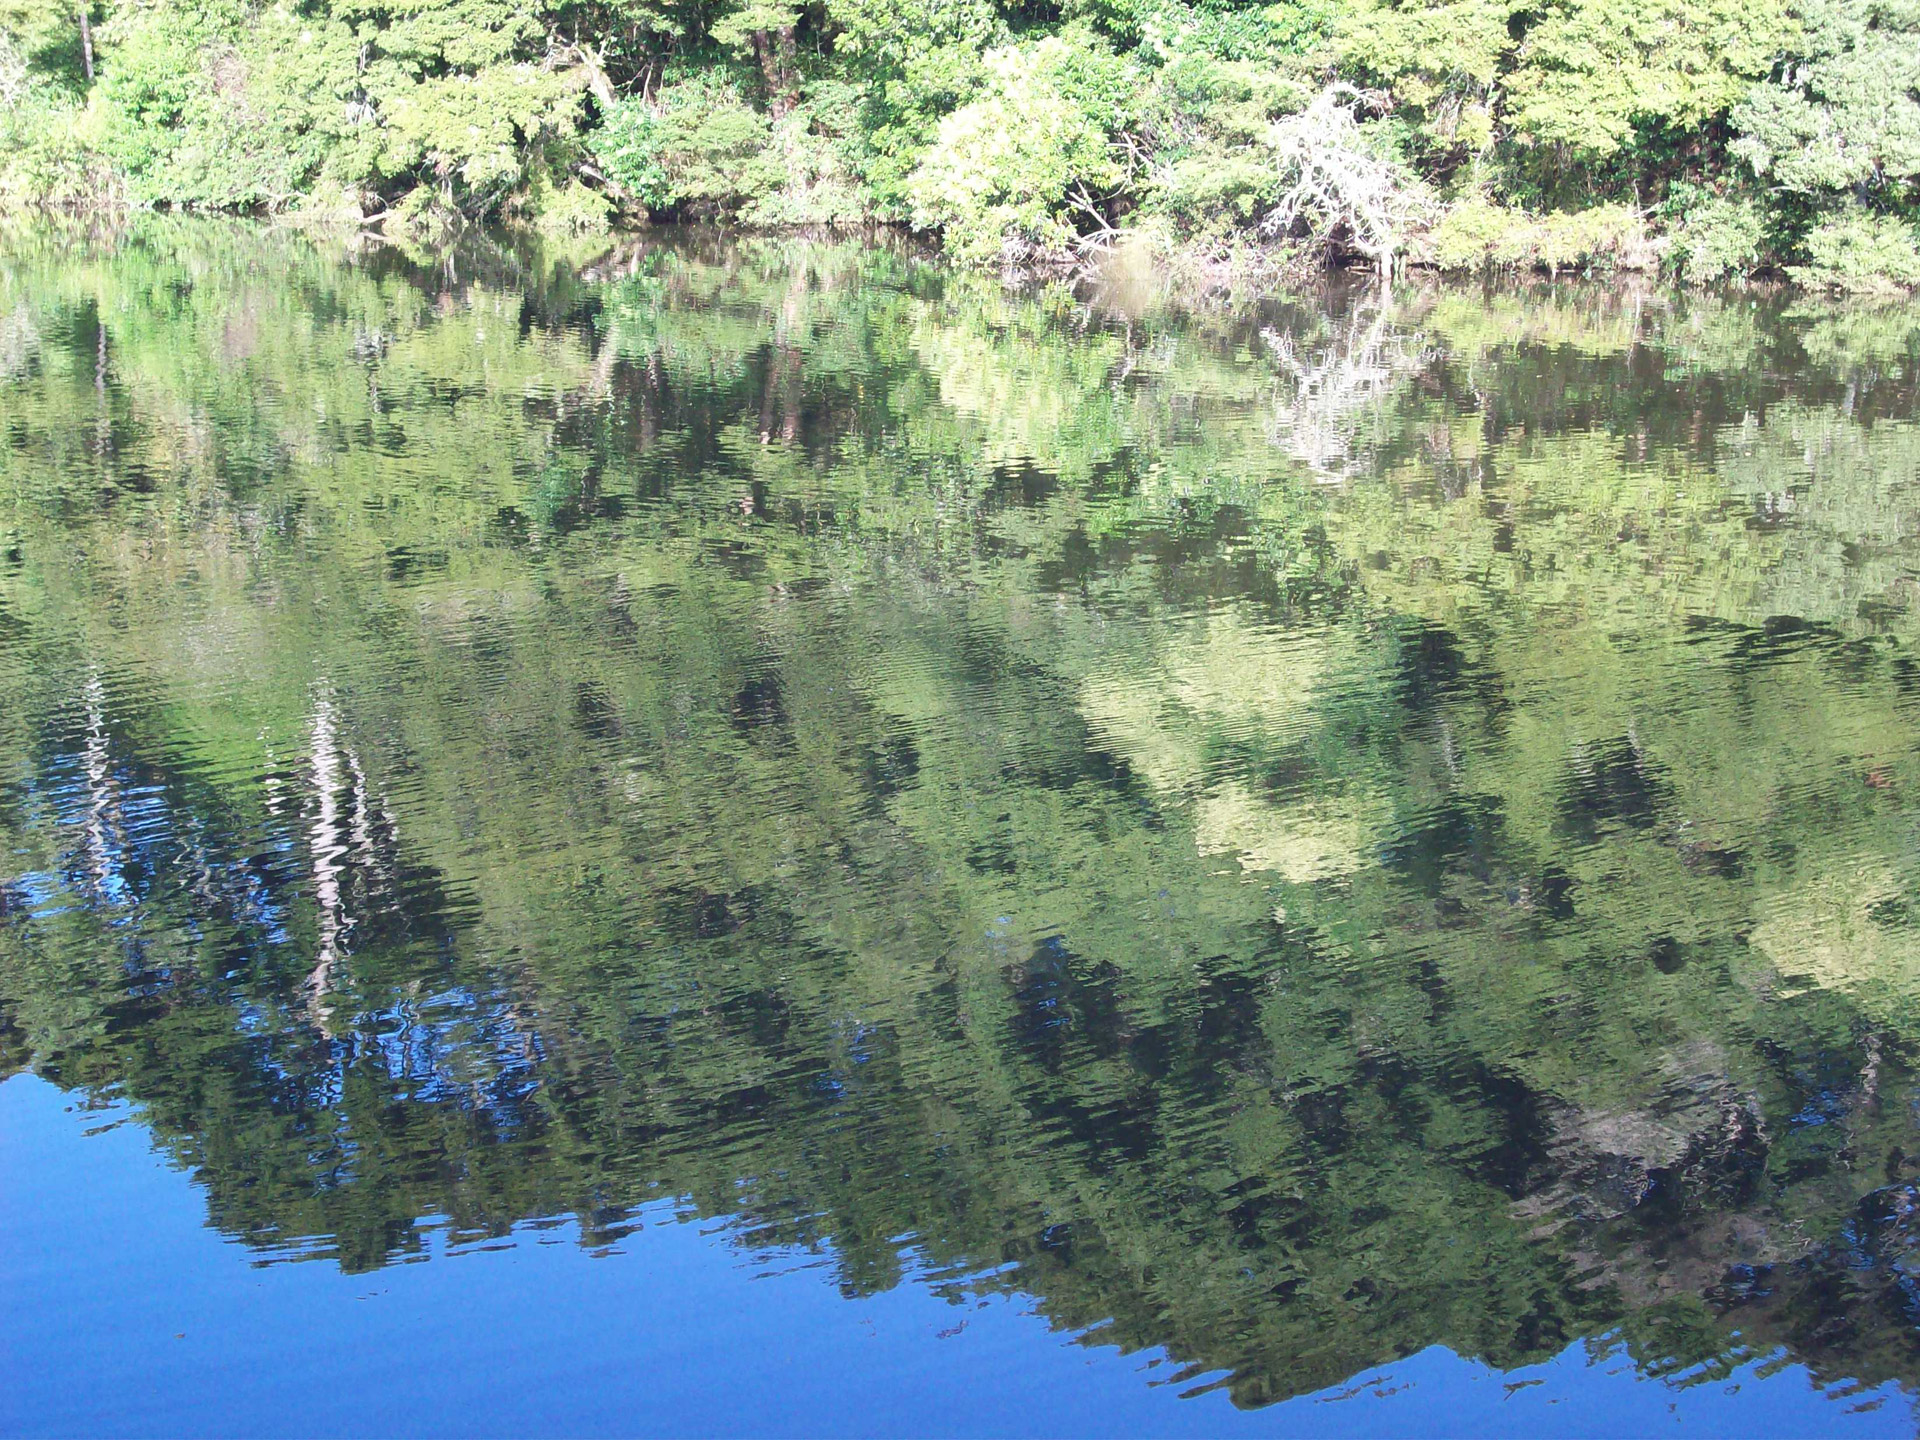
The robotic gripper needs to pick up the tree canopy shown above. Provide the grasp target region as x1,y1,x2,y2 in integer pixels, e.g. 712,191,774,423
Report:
1,0,1917,285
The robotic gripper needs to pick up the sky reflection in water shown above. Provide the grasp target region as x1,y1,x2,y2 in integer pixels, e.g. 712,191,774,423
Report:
3,1076,1908,1437
4,223,1920,1433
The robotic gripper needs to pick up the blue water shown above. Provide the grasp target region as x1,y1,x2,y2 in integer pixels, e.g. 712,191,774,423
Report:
3,1074,1907,1438
10,228,1920,1437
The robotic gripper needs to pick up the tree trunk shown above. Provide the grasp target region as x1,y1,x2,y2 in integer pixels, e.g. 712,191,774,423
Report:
750,27,799,119
77,6,93,82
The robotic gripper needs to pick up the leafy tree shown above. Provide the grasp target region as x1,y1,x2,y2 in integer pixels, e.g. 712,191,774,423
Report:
1732,0,1920,199
905,29,1141,263
595,75,782,213
1503,0,1795,159
2,0,1919,283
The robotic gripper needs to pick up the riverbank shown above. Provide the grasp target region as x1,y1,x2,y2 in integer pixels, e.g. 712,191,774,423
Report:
3,0,1917,294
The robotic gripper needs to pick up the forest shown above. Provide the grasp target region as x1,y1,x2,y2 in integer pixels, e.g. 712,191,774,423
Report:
1,0,1918,287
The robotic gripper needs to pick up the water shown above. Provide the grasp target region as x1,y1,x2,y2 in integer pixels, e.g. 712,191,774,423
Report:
2,221,1919,1435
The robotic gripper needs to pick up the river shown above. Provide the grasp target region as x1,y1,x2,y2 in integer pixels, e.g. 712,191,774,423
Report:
2,222,1919,1435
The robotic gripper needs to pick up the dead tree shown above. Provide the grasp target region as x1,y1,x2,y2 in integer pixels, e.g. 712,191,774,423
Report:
1262,84,1426,278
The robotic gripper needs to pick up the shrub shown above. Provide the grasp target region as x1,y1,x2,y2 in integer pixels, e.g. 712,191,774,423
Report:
592,77,781,218
1531,205,1653,270
1425,197,1653,272
0,19,118,215
1668,195,1766,282
1426,195,1509,269
904,30,1140,266
1789,210,1920,292
1139,53,1313,238
524,170,612,236
741,104,874,226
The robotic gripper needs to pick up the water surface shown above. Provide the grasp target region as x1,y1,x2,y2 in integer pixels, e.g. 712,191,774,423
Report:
4,223,1920,1434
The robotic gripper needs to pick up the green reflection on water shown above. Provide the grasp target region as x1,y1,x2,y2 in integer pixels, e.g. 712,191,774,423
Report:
5,220,1920,1409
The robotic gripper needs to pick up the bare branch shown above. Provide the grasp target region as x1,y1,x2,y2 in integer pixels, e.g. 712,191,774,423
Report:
1262,84,1430,275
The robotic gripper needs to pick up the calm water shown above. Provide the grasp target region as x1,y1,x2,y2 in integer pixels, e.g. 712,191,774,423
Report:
4,223,1920,1436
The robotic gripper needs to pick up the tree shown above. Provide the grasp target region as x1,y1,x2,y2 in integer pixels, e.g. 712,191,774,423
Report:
1733,0,1920,197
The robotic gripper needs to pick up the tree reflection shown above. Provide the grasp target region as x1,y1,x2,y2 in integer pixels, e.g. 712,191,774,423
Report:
3,223,1920,1406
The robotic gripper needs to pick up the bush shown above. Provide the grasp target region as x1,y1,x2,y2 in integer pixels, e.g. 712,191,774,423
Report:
1139,53,1313,238
89,1,363,210
904,30,1141,266
1668,195,1765,283
592,77,781,218
1425,197,1653,273
741,103,874,226
0,52,118,213
1426,195,1510,269
1789,210,1920,293
524,169,612,236
385,183,461,242
1532,205,1653,270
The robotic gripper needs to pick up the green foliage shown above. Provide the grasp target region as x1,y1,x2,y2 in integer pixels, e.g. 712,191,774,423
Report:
905,30,1141,264
1130,11,1322,237
0,0,1916,283
811,0,1004,212
522,167,614,234
1667,193,1766,282
1,0,89,85
0,80,114,214
1336,0,1795,162
379,64,587,193
1732,0,1920,197
707,0,803,55
1717,0,1920,289
93,2,383,210
1502,0,1796,158
1424,196,1510,269
1332,0,1510,136
1427,197,1652,272
9,0,602,219
744,102,876,224
1789,208,1920,291
594,76,780,215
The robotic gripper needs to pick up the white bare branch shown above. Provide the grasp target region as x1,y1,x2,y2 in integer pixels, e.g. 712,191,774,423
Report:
1262,292,1429,478
1262,84,1429,276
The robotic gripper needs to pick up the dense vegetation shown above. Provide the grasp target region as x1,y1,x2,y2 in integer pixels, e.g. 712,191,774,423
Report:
2,0,1918,286
7,226,1920,1401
